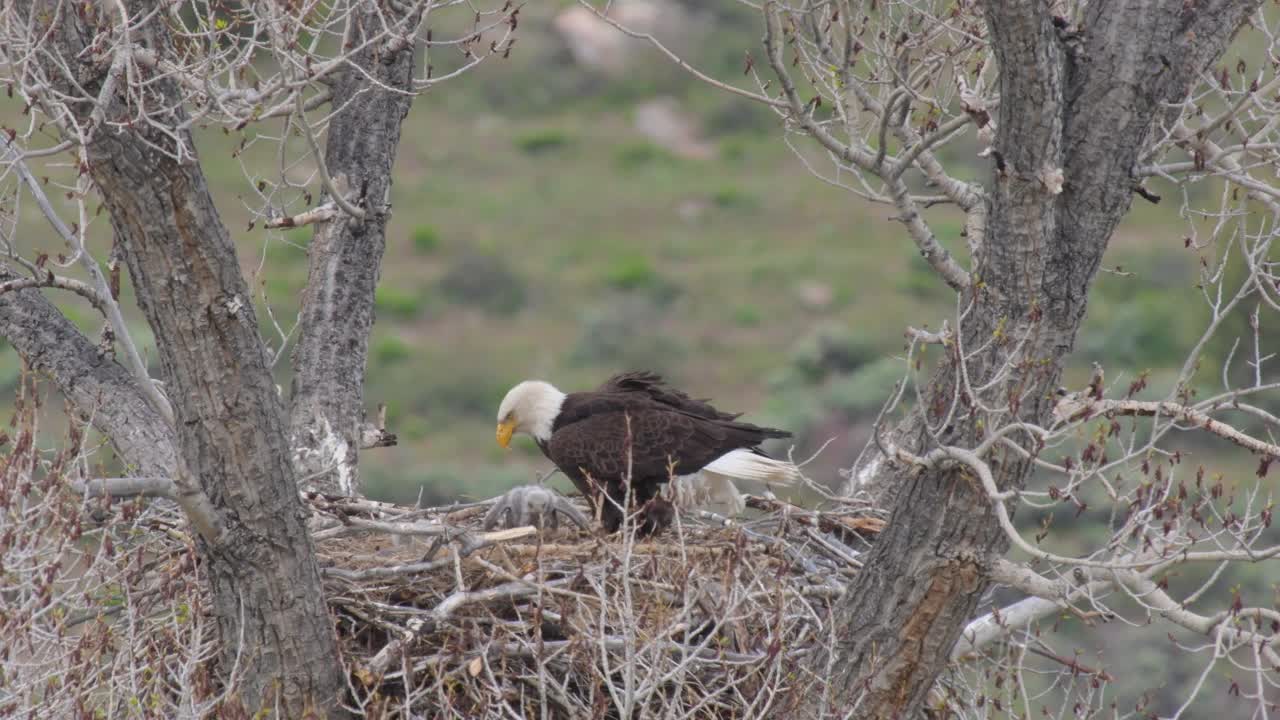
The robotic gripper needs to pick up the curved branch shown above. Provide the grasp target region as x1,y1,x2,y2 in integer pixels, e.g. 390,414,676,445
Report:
0,272,108,313
2,134,174,423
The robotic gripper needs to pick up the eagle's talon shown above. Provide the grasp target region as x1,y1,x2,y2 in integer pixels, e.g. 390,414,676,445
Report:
483,484,588,531
639,495,675,537
598,486,674,537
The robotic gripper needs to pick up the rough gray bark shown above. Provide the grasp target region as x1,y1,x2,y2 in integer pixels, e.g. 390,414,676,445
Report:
807,2,1263,717
288,9,415,495
0,264,176,478
16,1,349,714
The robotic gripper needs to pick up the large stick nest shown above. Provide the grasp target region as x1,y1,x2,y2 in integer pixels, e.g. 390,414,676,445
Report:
309,490,884,718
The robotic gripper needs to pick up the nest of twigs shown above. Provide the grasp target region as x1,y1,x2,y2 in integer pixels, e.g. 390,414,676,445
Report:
308,490,884,718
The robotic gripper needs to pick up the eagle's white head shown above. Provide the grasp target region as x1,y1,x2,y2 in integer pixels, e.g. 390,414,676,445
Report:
496,380,567,447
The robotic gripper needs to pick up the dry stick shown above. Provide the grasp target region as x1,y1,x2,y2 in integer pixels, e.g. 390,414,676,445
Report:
1023,644,1115,682
263,202,338,228
398,637,788,677
744,495,887,539
319,491,874,715
71,476,176,499
359,403,398,449
363,580,540,678
312,516,536,543
323,527,538,581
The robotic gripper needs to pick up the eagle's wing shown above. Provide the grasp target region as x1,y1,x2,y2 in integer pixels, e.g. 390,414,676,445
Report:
548,392,800,532
595,371,744,422
547,406,754,486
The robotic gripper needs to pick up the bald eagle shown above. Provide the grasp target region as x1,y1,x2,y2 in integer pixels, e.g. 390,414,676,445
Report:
495,372,800,533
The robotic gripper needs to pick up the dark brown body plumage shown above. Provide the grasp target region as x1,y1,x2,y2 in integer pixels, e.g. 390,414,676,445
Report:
536,372,790,533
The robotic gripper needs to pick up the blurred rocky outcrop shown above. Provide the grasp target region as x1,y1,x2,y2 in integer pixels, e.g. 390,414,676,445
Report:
632,96,714,159
553,0,688,76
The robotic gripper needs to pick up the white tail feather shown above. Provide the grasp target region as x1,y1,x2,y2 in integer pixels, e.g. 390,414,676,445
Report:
666,450,800,517
700,449,801,486
669,473,746,515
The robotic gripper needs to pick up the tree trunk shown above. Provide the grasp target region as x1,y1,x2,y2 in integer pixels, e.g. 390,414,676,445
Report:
809,2,1262,717
0,264,176,478
21,1,349,714
288,10,416,496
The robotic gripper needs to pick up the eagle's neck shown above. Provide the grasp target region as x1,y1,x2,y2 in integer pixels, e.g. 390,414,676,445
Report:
528,386,566,443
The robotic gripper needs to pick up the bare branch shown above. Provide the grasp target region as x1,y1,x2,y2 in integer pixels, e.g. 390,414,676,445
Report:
71,476,176,499
1,134,174,424
263,202,339,229
1054,395,1280,458
0,271,108,312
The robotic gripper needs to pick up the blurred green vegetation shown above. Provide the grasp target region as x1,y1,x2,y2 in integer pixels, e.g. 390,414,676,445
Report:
514,127,573,156
411,225,441,254
0,0,1267,525
1,2,1276,716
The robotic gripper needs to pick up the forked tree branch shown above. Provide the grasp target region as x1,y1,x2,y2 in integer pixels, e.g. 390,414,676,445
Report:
0,263,178,479
761,1,973,292
2,134,174,423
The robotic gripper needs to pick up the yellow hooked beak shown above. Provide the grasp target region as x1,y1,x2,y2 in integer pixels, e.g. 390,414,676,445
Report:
496,417,517,449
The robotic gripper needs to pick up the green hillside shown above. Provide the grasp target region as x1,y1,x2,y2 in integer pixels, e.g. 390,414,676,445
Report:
0,2,1262,504
1,4,1275,714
